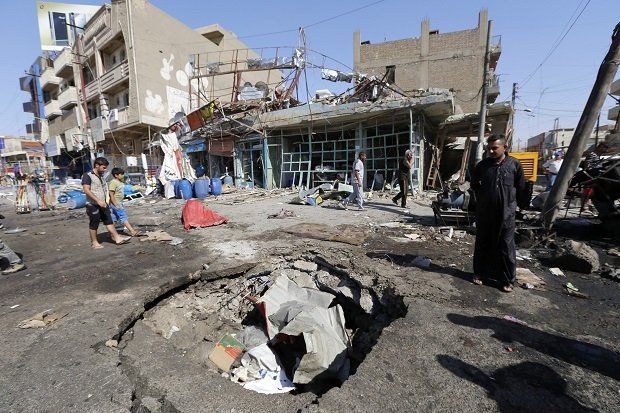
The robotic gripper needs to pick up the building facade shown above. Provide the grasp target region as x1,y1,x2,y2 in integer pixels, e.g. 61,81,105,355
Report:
353,10,501,113
23,0,278,177
526,124,615,161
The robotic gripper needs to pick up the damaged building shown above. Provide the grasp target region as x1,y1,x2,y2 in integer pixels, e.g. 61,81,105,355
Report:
179,11,509,191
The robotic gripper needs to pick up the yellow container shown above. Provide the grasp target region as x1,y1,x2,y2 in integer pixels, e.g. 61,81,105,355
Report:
511,152,538,183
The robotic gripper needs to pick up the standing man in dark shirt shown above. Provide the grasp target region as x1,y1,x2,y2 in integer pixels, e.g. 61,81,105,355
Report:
392,149,413,208
471,135,526,292
82,157,130,249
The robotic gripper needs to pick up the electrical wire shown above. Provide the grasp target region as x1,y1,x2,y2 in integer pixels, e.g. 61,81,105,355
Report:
238,0,389,39
520,0,592,87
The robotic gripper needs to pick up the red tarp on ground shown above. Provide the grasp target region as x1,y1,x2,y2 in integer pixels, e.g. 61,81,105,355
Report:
182,199,229,230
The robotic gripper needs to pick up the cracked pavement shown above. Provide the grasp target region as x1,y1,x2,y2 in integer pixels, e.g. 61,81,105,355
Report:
0,192,618,412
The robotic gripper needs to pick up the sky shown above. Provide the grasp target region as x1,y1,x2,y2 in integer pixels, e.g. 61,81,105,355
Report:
0,0,618,150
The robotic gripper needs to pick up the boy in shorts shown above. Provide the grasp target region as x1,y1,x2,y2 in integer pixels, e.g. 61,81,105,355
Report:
108,167,141,237
82,157,131,249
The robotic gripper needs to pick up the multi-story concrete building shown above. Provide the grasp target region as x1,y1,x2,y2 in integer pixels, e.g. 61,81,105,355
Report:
526,124,615,161
353,10,501,113
19,55,52,141
25,0,279,171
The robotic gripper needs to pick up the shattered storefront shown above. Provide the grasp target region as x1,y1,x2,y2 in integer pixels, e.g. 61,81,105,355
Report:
255,93,456,190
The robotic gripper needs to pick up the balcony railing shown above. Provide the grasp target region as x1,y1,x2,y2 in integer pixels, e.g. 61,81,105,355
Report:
44,99,62,119
83,6,111,54
100,60,129,91
40,68,61,91
84,80,99,101
84,60,129,101
58,86,78,110
54,48,74,78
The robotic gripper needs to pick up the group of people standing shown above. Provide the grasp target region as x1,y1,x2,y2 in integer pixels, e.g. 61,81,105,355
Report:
3,140,527,295
82,157,141,249
340,135,526,293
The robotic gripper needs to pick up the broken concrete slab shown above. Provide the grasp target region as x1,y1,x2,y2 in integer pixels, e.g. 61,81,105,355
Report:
18,310,68,329
282,223,366,246
552,240,600,273
293,260,318,273
516,268,546,289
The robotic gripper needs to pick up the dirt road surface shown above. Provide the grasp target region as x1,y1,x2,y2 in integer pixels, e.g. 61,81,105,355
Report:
0,190,618,412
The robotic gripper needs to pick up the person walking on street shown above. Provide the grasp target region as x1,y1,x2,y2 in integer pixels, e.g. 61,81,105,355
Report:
341,152,367,211
543,151,563,191
392,149,413,208
108,168,142,237
471,135,526,293
82,157,130,249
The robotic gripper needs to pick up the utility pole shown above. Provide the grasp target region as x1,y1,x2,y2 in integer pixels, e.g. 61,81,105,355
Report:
474,19,493,163
595,113,600,147
542,22,620,230
507,82,517,149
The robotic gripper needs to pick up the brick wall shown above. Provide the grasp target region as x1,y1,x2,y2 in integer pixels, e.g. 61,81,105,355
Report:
358,26,486,113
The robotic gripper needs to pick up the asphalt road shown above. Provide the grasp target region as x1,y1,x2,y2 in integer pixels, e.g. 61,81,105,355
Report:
0,192,617,412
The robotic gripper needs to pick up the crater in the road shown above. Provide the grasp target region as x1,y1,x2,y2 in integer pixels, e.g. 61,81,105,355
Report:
119,253,407,412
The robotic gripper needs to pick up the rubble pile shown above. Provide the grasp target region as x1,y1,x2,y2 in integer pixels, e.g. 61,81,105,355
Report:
552,240,601,274
137,254,406,395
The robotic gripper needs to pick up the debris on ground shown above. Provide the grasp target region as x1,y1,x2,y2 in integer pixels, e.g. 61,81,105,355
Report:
404,233,423,241
552,240,600,273
4,228,27,234
209,334,246,372
282,223,366,246
182,199,229,230
18,309,68,329
516,249,533,261
239,344,296,394
141,230,173,242
105,339,118,348
292,260,318,272
600,264,620,282
608,248,620,257
563,283,590,299
290,184,334,206
549,267,565,277
10,304,19,309
257,274,350,384
163,325,180,339
439,226,454,239
516,268,546,289
268,209,298,219
564,282,579,292
169,237,183,246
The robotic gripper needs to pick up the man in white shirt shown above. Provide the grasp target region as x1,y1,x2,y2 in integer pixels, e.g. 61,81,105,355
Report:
543,152,564,191
341,152,367,211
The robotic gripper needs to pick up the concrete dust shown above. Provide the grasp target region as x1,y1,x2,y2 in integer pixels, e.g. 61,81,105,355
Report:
208,240,257,261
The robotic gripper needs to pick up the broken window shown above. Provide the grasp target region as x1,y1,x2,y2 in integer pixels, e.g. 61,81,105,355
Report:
386,65,395,84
